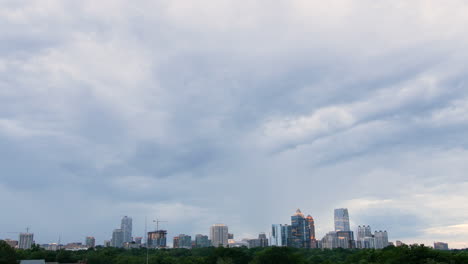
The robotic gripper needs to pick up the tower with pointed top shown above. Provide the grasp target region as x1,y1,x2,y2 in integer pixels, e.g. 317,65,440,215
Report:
288,209,317,248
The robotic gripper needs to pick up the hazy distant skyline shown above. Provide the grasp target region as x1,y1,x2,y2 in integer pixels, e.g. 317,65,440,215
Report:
1,1,467,248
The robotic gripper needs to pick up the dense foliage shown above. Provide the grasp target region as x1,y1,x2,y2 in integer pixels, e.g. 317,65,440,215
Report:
1,240,467,264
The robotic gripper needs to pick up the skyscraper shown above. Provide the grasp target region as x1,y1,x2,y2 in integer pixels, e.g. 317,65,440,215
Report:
289,209,316,248
374,231,389,249
357,225,372,241
18,233,34,249
334,208,350,232
271,224,290,246
111,229,124,248
147,230,167,248
85,236,96,248
177,234,192,249
195,234,210,248
121,216,133,244
210,224,229,247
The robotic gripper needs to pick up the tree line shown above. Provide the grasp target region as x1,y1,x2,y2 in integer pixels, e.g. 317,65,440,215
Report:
1,240,467,264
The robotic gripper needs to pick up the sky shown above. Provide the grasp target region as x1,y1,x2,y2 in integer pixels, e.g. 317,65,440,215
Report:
1,0,468,249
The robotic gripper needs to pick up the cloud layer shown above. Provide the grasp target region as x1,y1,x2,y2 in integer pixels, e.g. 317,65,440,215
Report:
1,0,468,248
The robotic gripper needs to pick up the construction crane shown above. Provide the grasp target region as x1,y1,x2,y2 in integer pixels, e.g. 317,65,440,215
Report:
153,219,167,231
0,227,31,235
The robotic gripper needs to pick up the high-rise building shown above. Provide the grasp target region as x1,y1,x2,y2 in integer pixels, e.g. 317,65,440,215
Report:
121,216,133,244
334,208,350,232
19,233,34,249
374,231,389,249
306,214,317,248
195,234,210,248
247,233,269,248
434,242,449,250
148,230,167,248
289,209,316,248
357,225,372,241
210,224,229,247
173,236,180,248
271,224,290,246
177,234,192,249
357,225,373,249
111,229,124,248
321,232,338,249
336,231,355,249
85,236,96,248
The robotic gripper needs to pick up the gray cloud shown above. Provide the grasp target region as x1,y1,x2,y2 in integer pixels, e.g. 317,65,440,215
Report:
1,0,468,248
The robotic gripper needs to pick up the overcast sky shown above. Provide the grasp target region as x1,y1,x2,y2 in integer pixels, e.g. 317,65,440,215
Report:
1,0,468,249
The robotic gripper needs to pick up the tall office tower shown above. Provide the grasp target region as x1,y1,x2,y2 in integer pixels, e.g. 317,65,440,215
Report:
195,234,210,248
258,233,268,247
306,215,318,248
289,209,315,248
121,216,133,244
210,224,229,247
173,236,180,248
147,230,167,248
177,234,192,249
374,231,389,249
85,236,96,248
111,229,124,248
334,208,350,232
434,242,449,250
271,224,289,246
18,233,34,249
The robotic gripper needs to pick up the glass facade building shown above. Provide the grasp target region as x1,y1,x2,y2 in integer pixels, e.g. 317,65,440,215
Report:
334,208,350,232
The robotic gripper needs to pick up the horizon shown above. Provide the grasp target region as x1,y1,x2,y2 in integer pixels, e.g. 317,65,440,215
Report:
1,0,467,250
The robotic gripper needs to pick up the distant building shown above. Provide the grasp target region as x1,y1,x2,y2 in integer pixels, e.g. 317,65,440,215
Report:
248,233,269,248
434,242,449,250
85,236,95,248
121,216,133,244
111,229,124,248
396,240,405,247
210,224,229,247
3,239,18,248
134,237,143,245
148,230,167,248
374,231,389,249
104,240,111,247
195,234,210,248
357,225,373,249
334,208,350,232
173,236,180,248
19,233,34,249
289,209,317,248
228,233,234,239
336,231,355,249
176,234,192,249
271,224,290,247
321,232,338,249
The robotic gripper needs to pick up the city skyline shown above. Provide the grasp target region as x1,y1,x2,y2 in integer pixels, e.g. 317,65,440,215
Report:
0,208,455,250
1,1,468,250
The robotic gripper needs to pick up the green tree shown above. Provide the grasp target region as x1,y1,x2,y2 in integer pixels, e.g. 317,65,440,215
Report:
0,240,17,264
250,247,305,264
